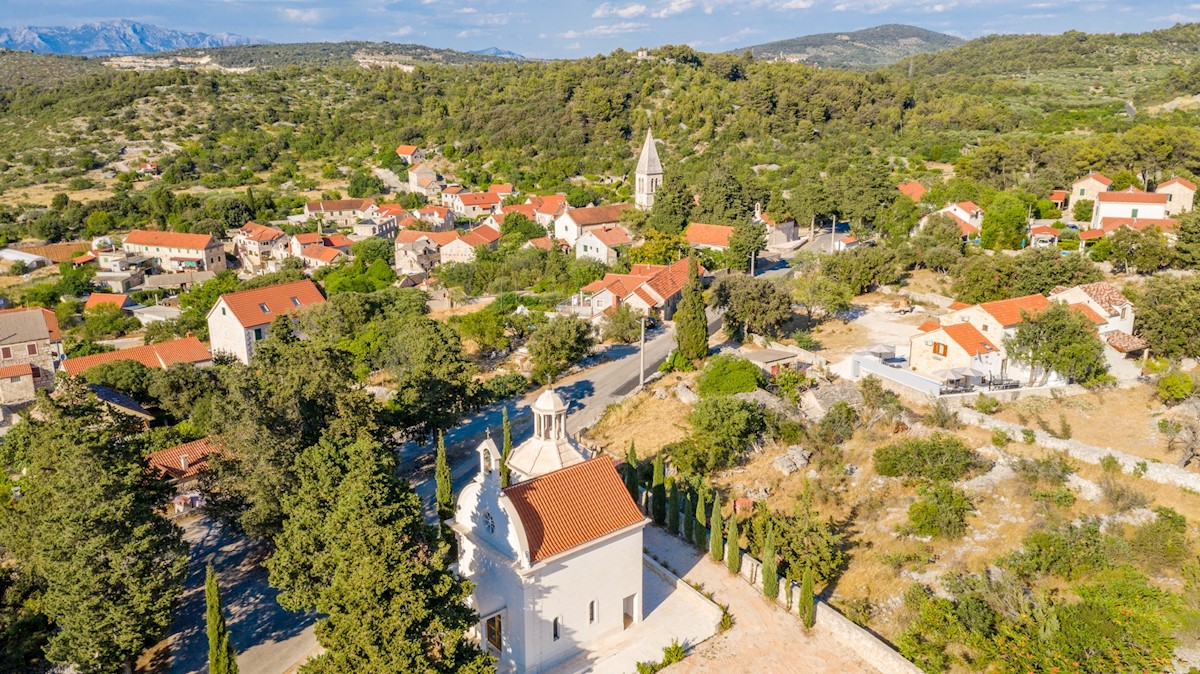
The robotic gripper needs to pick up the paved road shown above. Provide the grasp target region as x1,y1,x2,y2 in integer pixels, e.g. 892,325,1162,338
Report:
373,167,408,193
801,222,852,255
165,516,318,674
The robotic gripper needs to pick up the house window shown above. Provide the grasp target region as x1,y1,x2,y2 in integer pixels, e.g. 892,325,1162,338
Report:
27,344,37,355
1079,188,1085,196
258,303,270,313
1131,208,1139,218
933,342,948,357
221,307,226,316
589,600,597,624
253,328,264,340
486,614,503,652
8,376,18,383
552,617,561,641
981,324,988,332
1,347,10,359
1121,307,1127,319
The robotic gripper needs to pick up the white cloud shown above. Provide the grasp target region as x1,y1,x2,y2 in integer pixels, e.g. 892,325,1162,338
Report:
593,3,649,18
390,26,414,36
652,0,695,18
456,7,478,13
280,7,321,22
562,22,649,38
717,27,759,43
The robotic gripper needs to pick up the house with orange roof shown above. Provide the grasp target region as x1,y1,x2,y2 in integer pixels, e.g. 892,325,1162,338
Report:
897,180,927,203
206,279,326,364
232,222,288,273
1049,281,1135,336
394,144,425,163
394,234,441,275
925,202,984,238
1091,189,1168,230
555,204,634,246
0,307,62,395
1156,177,1196,216
1071,172,1112,206
302,198,377,227
147,437,219,492
449,389,648,672
527,194,570,228
908,321,1002,381
300,244,344,270
447,191,502,218
289,231,324,257
83,293,134,312
834,235,860,252
752,203,801,248
414,204,455,230
1029,225,1059,248
684,222,734,251
439,225,501,265
1049,189,1069,210
122,229,226,273
562,258,697,322
60,336,212,377
486,183,516,199
575,224,632,264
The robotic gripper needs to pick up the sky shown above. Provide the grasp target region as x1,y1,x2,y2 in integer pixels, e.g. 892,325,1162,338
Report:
2,0,1197,59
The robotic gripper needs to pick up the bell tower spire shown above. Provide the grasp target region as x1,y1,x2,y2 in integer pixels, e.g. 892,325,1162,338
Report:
635,128,662,211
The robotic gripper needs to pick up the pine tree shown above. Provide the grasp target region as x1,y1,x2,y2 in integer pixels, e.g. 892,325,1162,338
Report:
683,490,695,542
624,442,640,505
725,515,741,575
762,524,779,600
650,453,667,525
266,437,492,672
708,493,724,562
435,432,453,521
647,173,691,236
500,408,513,488
799,566,816,629
675,256,709,364
667,479,680,535
206,564,239,674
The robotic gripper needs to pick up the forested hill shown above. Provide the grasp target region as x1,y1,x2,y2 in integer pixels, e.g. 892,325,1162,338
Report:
734,24,963,68
159,41,512,69
904,22,1200,77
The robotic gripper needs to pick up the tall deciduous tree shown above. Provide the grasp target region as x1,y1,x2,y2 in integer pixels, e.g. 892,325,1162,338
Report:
1131,275,1200,358
675,256,709,363
711,275,792,339
981,192,1028,250
0,383,187,674
206,565,239,674
1175,210,1200,269
528,315,595,383
726,220,766,273
267,436,492,673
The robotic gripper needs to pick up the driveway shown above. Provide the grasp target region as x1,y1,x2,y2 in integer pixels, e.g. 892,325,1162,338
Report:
162,516,318,674
644,527,875,674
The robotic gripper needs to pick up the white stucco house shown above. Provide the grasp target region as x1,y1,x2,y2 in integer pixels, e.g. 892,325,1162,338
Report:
574,225,631,264
1157,177,1196,216
1090,189,1169,230
448,389,648,674
554,204,633,246
206,279,326,364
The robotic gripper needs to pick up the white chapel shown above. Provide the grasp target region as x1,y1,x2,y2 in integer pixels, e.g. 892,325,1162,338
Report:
449,388,649,673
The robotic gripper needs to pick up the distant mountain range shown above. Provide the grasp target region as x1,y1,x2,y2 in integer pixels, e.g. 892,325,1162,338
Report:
0,20,264,56
733,24,964,68
469,47,525,60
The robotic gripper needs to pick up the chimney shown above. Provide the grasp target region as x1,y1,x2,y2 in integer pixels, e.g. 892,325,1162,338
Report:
180,455,189,471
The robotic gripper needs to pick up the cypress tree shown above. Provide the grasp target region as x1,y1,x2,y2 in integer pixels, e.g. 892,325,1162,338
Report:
683,490,695,542
708,493,723,562
650,453,667,526
692,487,708,551
206,564,239,674
799,566,816,629
725,515,741,575
624,442,640,504
500,408,513,488
762,524,779,600
675,256,709,363
667,479,680,535
435,432,453,521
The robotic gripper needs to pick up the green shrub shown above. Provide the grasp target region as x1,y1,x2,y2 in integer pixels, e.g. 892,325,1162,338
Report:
1132,507,1191,571
1158,370,1195,404
1013,454,1072,485
1021,428,1036,444
1100,477,1149,512
792,330,822,351
1099,454,1122,474
908,483,973,539
972,394,1001,414
658,350,694,373
818,401,858,444
696,354,764,397
1001,518,1127,580
923,400,961,429
991,429,1010,447
874,433,983,482
1031,487,1076,507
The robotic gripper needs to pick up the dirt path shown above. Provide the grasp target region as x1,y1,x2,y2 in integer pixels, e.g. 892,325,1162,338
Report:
645,527,875,674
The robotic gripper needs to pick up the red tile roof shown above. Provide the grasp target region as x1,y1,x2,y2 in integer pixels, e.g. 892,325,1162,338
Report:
1106,331,1147,353
564,203,632,227
1030,226,1059,237
471,224,501,244
955,201,983,215
1077,282,1130,315
62,336,212,376
1050,190,1068,201
146,437,218,481
442,185,465,196
529,194,569,217
322,234,354,249
487,183,514,194
124,230,218,251
0,363,33,378
947,301,974,311
1075,172,1112,187
897,181,927,202
978,294,1051,327
917,320,940,333
375,204,409,219
304,198,375,212
215,279,326,329
685,222,734,249
302,244,343,264
840,235,858,244
1067,303,1107,325
586,225,633,247
456,192,500,207
503,457,645,563
417,205,450,218
239,222,285,243
292,232,323,246
1097,217,1177,233
1159,177,1197,191
84,293,130,312
526,236,554,251
501,203,538,219
941,322,998,356
72,252,97,264
395,144,419,156
1096,190,1167,204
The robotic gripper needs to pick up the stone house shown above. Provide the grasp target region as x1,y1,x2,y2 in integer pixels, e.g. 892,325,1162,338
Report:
1156,177,1196,216
302,199,377,227
232,222,288,273
0,307,62,392
1071,172,1112,207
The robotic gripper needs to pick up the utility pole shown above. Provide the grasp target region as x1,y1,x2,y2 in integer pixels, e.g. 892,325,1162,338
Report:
639,315,646,389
